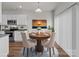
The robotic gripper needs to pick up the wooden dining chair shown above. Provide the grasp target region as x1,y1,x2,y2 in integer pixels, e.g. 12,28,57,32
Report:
21,32,37,56
41,32,55,57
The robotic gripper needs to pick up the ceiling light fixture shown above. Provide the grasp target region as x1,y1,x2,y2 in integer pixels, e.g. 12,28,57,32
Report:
19,5,22,8
35,2,42,13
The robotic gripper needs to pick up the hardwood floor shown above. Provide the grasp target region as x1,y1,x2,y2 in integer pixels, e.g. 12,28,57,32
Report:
8,42,23,57
54,42,69,57
8,42,69,57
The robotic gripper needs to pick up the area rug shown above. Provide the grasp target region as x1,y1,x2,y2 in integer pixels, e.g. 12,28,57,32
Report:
19,47,59,57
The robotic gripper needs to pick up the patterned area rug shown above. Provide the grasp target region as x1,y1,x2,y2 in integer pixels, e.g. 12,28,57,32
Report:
19,47,59,57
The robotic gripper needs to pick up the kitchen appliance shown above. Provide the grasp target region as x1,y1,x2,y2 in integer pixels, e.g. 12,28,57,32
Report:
7,20,17,25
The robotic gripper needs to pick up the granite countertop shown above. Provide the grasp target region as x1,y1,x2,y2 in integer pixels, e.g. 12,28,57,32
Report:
2,29,27,31
0,34,9,38
16,29,27,31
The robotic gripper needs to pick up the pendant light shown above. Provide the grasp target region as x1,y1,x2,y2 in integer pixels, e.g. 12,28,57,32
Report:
35,2,42,13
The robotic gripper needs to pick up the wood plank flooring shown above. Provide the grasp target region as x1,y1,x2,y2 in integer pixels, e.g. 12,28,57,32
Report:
8,42,69,57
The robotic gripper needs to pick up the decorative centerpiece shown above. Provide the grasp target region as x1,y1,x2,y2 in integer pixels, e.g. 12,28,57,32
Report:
37,27,41,34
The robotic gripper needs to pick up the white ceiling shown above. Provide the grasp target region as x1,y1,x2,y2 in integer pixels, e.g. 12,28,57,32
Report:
2,2,60,12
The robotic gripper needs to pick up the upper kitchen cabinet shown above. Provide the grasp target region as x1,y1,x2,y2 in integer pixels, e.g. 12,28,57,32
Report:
17,15,27,25
2,15,27,25
0,3,2,24
2,15,18,25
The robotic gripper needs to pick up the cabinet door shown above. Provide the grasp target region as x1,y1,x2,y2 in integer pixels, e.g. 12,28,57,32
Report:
17,15,27,25
2,15,17,25
2,15,7,25
0,3,2,24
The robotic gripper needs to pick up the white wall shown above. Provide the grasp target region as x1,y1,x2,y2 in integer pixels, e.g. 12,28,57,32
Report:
2,11,54,31
26,12,53,31
0,2,2,24
55,2,75,16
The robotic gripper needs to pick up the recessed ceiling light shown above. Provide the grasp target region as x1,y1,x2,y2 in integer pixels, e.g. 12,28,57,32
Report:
19,5,22,8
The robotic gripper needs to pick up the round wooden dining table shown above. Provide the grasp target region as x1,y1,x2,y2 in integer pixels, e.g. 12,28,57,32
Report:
29,32,50,53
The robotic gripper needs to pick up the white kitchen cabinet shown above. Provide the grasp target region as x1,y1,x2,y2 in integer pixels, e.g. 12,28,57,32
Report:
2,15,17,25
2,15,7,25
2,15,27,25
0,3,2,24
0,31,5,34
17,15,27,25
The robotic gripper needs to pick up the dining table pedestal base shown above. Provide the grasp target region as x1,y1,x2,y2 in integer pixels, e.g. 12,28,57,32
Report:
35,40,44,53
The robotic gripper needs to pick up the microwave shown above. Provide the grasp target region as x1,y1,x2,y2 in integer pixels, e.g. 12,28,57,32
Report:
7,20,17,25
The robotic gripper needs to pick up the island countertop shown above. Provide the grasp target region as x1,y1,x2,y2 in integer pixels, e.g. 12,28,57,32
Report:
0,34,9,38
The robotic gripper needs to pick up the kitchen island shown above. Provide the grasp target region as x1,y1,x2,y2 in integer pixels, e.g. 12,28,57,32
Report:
2,29,27,42
0,34,9,57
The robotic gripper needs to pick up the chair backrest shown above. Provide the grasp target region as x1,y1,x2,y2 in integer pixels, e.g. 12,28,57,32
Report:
24,31,30,39
40,29,48,32
21,32,29,46
49,32,55,47
32,29,38,33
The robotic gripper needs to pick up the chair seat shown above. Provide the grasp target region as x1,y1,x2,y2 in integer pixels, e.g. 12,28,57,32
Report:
43,42,55,48
23,40,36,48
41,38,50,46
